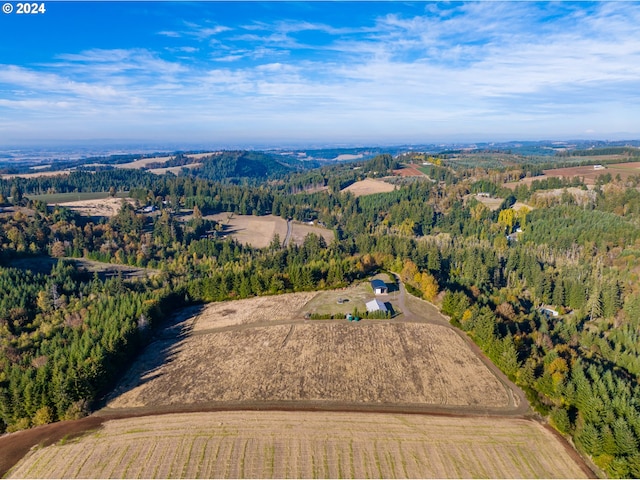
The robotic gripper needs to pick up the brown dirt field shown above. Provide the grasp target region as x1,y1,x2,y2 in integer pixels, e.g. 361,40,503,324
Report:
192,292,317,332
55,197,135,217
206,214,333,248
207,213,289,248
7,411,591,479
393,165,425,177
342,178,396,197
103,290,510,411
0,416,107,478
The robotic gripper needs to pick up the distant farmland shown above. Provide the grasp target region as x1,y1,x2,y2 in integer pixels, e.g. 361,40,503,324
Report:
506,161,640,188
342,178,396,196
8,411,590,479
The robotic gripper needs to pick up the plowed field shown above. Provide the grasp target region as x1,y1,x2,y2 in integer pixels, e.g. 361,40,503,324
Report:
104,292,510,411
8,411,590,479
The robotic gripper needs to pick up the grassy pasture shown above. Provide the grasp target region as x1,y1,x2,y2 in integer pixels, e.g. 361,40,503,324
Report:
301,283,372,317
8,411,590,479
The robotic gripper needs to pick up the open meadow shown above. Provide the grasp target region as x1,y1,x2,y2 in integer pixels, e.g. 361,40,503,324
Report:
51,196,135,217
206,213,289,248
8,411,590,479
206,213,334,248
341,178,396,197
104,291,511,411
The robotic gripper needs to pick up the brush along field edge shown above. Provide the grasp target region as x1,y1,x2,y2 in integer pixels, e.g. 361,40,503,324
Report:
8,411,590,479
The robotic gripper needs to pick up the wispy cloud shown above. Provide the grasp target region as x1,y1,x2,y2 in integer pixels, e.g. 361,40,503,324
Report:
1,2,639,144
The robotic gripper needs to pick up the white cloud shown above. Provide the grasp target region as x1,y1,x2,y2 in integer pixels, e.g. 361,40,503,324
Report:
3,2,640,144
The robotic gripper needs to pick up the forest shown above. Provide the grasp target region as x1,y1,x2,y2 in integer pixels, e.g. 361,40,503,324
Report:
1,151,640,477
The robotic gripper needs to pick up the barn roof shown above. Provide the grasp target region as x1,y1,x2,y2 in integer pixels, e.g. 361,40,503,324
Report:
370,279,387,289
366,299,388,313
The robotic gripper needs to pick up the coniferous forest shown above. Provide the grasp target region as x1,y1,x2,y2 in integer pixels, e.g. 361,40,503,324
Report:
2,151,640,477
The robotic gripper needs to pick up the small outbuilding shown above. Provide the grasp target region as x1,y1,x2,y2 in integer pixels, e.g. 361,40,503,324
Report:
366,299,388,313
370,279,388,295
539,306,559,318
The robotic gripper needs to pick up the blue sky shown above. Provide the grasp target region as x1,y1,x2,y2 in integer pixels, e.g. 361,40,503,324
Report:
1,1,640,147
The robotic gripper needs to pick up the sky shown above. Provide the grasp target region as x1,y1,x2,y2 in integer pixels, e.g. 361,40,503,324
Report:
1,1,640,148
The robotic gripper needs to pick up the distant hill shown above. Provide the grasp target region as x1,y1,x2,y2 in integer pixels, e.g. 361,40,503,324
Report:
194,150,303,181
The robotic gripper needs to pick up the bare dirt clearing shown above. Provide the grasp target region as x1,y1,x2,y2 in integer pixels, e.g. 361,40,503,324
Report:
192,292,317,332
8,411,590,479
342,178,396,197
465,194,504,211
207,213,289,248
393,165,426,177
104,291,511,411
206,214,334,248
54,197,135,217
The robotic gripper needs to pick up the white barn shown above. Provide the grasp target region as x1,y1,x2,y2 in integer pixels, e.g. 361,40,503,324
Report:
366,299,388,313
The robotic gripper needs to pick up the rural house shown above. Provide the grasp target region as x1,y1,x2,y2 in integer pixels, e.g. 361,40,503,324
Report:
370,279,388,295
366,299,388,313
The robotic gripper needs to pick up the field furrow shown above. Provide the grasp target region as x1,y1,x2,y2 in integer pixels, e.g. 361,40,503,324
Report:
9,411,588,479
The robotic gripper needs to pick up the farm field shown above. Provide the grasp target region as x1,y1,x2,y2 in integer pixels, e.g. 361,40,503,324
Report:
393,164,426,177
0,169,73,179
104,291,512,411
466,193,504,211
26,191,129,205
206,213,334,248
342,178,396,196
51,196,135,217
8,411,590,479
114,152,217,170
148,162,202,175
114,155,174,169
505,161,640,188
191,292,317,332
288,221,335,246
206,213,289,248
